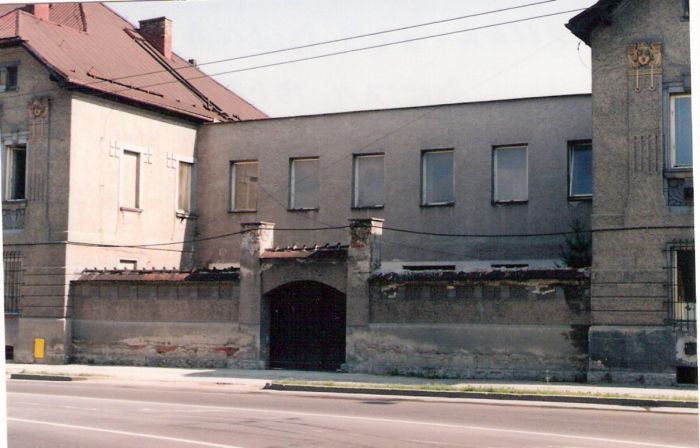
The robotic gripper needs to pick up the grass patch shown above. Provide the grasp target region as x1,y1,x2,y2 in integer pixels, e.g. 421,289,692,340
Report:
14,369,106,379
273,380,698,402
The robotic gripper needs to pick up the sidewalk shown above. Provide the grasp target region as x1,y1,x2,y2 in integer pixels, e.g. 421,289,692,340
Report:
6,363,698,408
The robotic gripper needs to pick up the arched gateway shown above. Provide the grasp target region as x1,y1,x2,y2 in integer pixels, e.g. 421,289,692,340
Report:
266,281,346,371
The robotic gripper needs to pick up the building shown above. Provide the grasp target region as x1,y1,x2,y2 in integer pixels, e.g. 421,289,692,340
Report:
567,0,695,384
1,3,265,363
3,1,695,384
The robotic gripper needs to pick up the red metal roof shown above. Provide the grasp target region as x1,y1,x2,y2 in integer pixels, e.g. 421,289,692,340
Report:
261,243,348,260
76,267,240,282
0,3,266,122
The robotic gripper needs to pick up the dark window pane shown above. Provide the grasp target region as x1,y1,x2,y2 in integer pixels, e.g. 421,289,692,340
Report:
12,148,26,200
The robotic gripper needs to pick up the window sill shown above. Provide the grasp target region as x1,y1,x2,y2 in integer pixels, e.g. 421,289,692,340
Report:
665,168,693,179
568,195,592,202
2,199,27,206
176,211,198,220
120,206,143,213
288,207,319,212
420,201,455,208
352,205,385,210
229,209,257,214
492,200,528,205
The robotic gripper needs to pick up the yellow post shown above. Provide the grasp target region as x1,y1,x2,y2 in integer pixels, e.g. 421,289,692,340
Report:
33,338,45,360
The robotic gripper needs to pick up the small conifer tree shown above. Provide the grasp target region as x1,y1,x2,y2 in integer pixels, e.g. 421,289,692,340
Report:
559,219,591,268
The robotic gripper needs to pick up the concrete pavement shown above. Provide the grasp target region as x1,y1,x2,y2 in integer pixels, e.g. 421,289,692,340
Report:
6,362,698,408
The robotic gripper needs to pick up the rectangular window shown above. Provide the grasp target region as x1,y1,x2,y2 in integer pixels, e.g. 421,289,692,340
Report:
230,161,259,212
421,150,454,205
290,157,319,210
353,154,384,208
493,145,528,203
672,248,696,324
0,66,17,92
3,251,22,315
670,94,692,168
177,161,193,213
121,150,140,209
118,259,138,270
3,144,26,201
569,141,592,198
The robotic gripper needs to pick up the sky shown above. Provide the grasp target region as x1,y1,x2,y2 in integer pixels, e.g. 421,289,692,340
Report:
109,0,597,118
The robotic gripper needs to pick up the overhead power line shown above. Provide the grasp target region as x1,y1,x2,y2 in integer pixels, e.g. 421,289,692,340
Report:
114,7,587,93
0,0,564,104
111,0,559,82
4,224,693,250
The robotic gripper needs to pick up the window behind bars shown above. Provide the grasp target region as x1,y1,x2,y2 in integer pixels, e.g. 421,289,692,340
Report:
3,251,22,315
668,244,696,329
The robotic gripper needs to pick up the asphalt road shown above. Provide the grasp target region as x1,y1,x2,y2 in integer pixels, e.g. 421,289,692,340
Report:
7,380,699,448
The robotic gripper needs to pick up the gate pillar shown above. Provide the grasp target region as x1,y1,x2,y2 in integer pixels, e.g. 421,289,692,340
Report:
239,221,274,368
346,218,383,329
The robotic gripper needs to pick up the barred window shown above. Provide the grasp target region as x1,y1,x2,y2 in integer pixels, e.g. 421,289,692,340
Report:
3,251,22,315
670,245,696,327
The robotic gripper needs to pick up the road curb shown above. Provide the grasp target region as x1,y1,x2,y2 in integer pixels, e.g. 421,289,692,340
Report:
9,374,83,382
264,383,699,408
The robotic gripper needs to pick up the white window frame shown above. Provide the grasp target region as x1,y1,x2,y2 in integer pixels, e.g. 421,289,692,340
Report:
289,157,320,210
230,160,259,212
421,149,455,206
670,93,692,169
174,155,196,216
1,132,28,202
118,144,146,212
568,141,593,200
493,145,528,204
353,153,385,208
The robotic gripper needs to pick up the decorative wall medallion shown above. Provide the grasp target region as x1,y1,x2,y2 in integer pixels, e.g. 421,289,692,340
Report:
28,97,49,140
626,42,662,92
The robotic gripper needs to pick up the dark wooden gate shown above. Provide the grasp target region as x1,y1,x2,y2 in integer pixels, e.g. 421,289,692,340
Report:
268,281,346,371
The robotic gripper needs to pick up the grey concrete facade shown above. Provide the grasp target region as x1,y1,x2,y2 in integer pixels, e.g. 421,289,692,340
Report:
194,94,592,268
569,0,695,384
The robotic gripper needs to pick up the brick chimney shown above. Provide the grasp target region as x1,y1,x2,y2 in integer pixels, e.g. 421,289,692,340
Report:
24,4,50,21
138,17,172,60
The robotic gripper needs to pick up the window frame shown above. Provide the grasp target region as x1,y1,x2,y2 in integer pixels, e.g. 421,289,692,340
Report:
568,140,593,201
3,251,22,315
119,147,144,212
2,142,27,202
420,149,455,207
352,152,385,209
669,93,692,169
289,157,320,211
0,63,18,93
175,157,196,217
229,160,259,213
667,242,696,328
492,144,529,204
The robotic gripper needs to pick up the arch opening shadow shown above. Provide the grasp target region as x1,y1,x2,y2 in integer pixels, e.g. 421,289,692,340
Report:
267,281,346,371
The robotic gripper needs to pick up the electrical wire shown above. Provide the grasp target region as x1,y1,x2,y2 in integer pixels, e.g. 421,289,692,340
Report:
0,1,570,105
116,7,587,93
